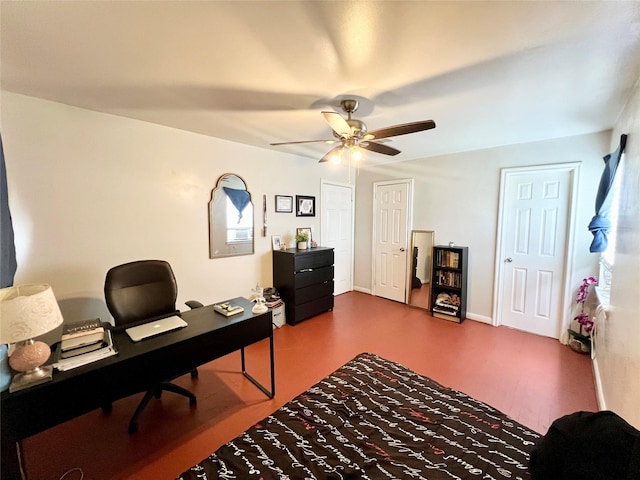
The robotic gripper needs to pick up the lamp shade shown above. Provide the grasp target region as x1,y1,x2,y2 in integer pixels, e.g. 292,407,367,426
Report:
0,284,64,344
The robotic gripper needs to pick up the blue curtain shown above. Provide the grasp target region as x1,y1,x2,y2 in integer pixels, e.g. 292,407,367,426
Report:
0,133,18,288
223,187,250,223
588,134,627,253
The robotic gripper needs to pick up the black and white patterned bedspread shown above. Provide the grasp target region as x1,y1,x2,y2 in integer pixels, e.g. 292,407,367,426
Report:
178,352,540,479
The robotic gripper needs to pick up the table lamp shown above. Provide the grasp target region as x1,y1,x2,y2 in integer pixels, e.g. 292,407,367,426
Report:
0,284,64,392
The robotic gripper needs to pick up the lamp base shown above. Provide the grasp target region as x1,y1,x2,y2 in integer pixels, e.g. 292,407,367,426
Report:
9,365,54,393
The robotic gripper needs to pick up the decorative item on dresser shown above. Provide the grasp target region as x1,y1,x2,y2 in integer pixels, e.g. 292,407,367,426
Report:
295,227,311,250
431,245,468,323
273,247,334,325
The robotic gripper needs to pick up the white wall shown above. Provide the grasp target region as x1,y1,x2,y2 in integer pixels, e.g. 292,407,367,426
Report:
6,90,639,429
1,92,346,323
595,76,640,428
353,132,607,323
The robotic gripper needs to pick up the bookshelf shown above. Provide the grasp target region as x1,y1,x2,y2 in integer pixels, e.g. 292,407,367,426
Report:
431,245,468,323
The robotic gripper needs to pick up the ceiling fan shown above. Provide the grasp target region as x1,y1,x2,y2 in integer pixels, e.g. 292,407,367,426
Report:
270,99,436,163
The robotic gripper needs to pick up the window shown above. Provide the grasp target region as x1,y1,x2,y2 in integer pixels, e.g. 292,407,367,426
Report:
226,197,253,244
599,154,625,294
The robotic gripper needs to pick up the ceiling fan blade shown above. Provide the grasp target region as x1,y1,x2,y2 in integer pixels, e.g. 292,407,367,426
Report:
365,120,436,140
270,139,337,146
322,111,352,138
319,146,343,163
360,141,401,156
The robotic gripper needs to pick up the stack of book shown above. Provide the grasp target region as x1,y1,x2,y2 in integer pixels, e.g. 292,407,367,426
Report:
53,318,117,371
265,294,283,309
264,290,284,308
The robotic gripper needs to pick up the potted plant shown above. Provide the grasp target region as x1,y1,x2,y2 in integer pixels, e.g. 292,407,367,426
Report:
568,276,597,354
295,231,309,250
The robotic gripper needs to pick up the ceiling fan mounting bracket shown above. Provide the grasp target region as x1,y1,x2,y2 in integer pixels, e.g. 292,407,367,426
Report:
340,99,359,116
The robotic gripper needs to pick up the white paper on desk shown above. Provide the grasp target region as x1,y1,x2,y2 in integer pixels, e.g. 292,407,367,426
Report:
53,347,117,371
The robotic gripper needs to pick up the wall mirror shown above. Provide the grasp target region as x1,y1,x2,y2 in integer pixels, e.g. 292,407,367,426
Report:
209,173,254,258
407,230,435,310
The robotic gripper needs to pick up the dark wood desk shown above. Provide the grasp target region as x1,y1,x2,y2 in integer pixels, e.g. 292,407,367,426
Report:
0,297,274,480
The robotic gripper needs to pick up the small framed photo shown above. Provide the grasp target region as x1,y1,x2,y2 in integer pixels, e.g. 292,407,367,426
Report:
275,195,293,213
271,235,282,250
296,195,315,217
296,227,312,244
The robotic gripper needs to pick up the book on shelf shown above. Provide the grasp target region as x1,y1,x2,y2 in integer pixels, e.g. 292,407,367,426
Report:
53,329,117,371
213,302,245,317
432,311,460,321
437,249,460,269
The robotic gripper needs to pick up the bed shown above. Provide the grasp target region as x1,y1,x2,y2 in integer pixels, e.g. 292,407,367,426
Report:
178,352,540,479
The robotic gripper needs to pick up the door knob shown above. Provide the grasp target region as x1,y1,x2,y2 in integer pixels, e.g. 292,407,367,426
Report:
400,248,405,252
505,257,513,263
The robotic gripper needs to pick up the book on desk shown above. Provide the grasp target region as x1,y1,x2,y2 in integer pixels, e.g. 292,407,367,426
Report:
60,318,105,351
213,302,244,316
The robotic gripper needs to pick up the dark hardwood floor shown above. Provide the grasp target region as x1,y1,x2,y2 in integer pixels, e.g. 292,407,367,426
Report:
22,292,597,480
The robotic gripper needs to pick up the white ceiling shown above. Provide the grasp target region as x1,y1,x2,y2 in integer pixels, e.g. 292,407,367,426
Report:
2,1,640,165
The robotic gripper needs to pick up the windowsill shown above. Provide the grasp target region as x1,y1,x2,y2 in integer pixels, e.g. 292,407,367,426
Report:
594,286,611,310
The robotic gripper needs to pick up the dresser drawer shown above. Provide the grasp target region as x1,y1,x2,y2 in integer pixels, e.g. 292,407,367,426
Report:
287,295,334,325
294,266,333,289
294,249,334,271
290,281,333,305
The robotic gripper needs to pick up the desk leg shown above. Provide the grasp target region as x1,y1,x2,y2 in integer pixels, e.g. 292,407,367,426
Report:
240,333,275,398
1,438,26,480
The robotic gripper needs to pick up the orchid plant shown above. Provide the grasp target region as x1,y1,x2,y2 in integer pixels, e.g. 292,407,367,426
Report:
568,276,597,351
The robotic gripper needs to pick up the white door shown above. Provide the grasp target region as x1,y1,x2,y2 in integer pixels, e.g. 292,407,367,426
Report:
373,180,411,303
496,164,578,338
321,181,354,295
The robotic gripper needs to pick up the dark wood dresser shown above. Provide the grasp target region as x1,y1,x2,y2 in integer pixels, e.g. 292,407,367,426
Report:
273,247,334,325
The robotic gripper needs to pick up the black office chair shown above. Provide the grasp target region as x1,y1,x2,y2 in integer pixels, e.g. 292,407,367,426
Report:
104,259,201,433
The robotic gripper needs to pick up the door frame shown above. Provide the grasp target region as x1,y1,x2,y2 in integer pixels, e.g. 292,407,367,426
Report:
371,178,414,300
320,179,355,293
493,162,580,339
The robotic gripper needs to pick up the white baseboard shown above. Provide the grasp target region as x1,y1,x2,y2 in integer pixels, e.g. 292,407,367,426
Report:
353,286,372,295
592,356,607,411
466,312,493,325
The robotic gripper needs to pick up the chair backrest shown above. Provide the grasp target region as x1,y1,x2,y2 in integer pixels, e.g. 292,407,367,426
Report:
104,260,178,326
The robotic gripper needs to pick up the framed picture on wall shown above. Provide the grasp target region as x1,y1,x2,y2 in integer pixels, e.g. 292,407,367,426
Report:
296,195,315,217
275,195,293,213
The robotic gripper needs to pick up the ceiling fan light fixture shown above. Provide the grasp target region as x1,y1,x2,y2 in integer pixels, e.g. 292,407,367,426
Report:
331,149,343,164
270,97,436,164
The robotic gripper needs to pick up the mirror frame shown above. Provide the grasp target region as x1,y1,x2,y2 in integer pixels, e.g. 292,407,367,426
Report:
406,230,435,310
208,173,255,259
